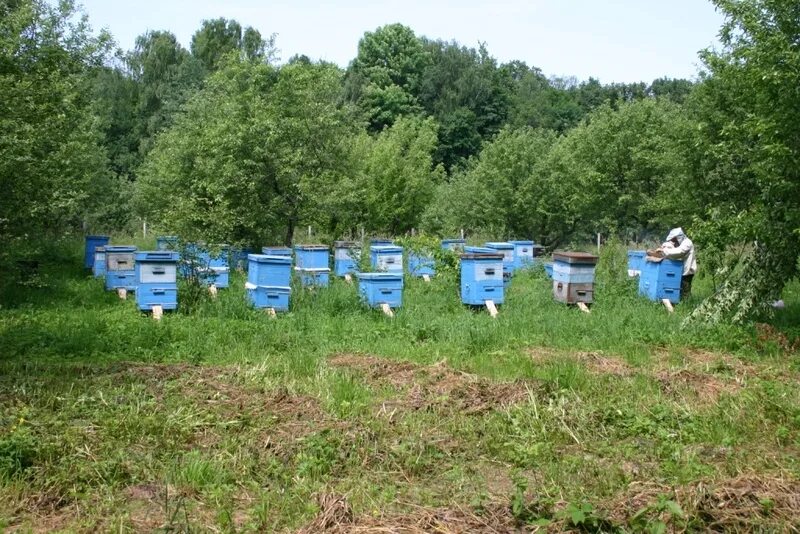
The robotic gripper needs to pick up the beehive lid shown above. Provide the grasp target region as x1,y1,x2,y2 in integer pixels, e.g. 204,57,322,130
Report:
460,252,504,260
295,244,329,250
464,246,495,254
356,272,403,280
509,240,534,245
106,245,137,253
552,251,599,264
371,245,402,252
334,241,358,248
94,246,106,252
485,242,514,249
136,251,179,262
248,253,291,264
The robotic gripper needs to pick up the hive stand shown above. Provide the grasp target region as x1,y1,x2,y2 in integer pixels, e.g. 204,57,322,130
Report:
662,299,675,313
380,303,394,318
209,284,218,298
485,300,499,318
117,288,127,300
152,305,163,321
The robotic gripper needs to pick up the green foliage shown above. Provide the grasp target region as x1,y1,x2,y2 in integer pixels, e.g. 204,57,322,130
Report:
682,0,800,324
190,17,276,72
0,0,113,257
136,58,357,246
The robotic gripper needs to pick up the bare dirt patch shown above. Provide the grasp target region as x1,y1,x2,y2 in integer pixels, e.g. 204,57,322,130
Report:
298,493,525,534
328,354,535,415
655,368,741,404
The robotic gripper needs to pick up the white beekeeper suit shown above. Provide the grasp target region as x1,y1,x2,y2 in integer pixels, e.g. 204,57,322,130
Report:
660,227,697,298
661,228,696,276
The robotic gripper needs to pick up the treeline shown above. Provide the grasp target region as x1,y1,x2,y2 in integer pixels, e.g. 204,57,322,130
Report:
1,0,798,323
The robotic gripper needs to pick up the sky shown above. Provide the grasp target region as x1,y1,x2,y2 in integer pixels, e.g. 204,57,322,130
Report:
78,0,725,83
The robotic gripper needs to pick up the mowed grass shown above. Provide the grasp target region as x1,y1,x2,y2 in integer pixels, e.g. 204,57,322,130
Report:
1,240,799,532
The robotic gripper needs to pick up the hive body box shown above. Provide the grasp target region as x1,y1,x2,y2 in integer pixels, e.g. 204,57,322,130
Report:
441,239,466,252
509,240,535,271
295,245,330,287
202,247,230,289
135,251,179,311
156,236,179,251
333,241,360,277
105,246,138,291
552,251,598,304
460,253,505,305
92,247,106,278
484,242,514,285
85,235,110,269
357,272,404,309
246,254,292,311
627,250,646,277
408,253,435,277
639,257,683,304
295,245,329,269
370,245,403,273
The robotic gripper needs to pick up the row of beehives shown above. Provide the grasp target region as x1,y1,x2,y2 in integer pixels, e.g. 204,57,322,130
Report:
84,236,550,317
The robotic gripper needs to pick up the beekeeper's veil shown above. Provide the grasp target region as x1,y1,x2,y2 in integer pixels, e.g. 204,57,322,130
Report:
666,227,685,244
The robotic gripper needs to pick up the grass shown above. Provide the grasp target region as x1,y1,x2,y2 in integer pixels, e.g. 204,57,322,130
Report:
1,239,799,532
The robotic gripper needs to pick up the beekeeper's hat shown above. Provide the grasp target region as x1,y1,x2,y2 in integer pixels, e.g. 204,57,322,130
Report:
666,228,685,242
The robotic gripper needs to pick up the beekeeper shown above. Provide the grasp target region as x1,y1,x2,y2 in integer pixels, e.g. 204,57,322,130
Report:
660,227,697,297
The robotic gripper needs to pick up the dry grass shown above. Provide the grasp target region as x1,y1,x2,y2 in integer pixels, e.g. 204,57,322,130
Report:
328,353,536,415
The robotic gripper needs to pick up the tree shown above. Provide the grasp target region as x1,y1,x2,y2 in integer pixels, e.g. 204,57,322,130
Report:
347,24,430,131
0,0,113,260
136,59,357,246
190,18,276,72
685,0,800,324
358,116,444,235
126,30,204,156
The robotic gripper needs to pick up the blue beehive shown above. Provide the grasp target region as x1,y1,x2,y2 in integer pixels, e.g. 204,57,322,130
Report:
639,257,683,304
105,245,138,291
464,246,495,254
509,240,535,271
370,245,403,273
246,284,290,311
156,236,179,251
408,252,435,277
485,242,514,285
357,272,404,309
85,235,110,269
92,246,106,278
134,251,179,312
246,254,292,311
460,252,505,305
627,250,646,277
198,247,230,289
248,254,292,287
441,239,466,252
295,245,329,269
334,241,360,277
297,268,330,288
545,262,554,279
